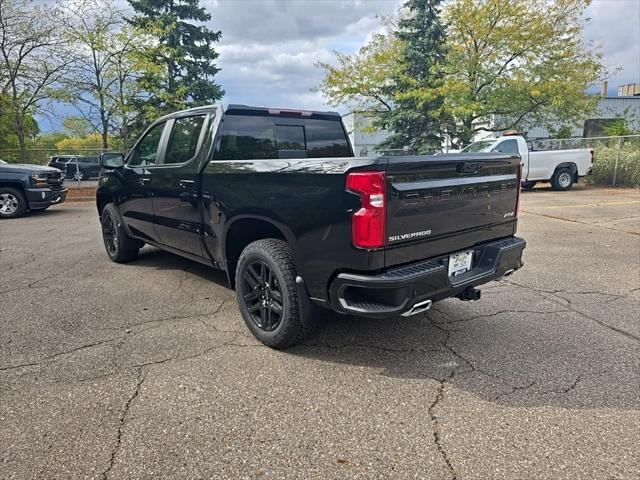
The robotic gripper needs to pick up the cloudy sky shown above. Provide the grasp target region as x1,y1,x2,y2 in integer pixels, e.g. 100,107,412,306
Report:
38,0,640,130
207,0,640,112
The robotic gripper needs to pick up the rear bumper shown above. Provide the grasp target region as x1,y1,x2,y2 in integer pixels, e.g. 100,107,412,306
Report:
25,188,67,209
328,236,526,317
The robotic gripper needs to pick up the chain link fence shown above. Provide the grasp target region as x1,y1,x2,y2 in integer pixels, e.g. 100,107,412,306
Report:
530,135,640,187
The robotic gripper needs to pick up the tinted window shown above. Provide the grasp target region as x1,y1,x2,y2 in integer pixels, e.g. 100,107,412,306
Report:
215,114,351,160
79,157,98,164
129,122,166,166
165,116,205,164
305,119,350,157
216,115,276,160
275,124,305,150
495,139,519,155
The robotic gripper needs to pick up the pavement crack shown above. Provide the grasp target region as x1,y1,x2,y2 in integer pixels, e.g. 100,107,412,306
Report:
427,366,457,479
101,367,145,480
506,281,640,343
563,375,581,394
435,308,570,325
299,341,441,355
493,381,537,402
0,337,119,372
521,209,640,236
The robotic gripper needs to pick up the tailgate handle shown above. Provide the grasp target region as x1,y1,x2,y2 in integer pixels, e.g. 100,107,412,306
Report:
457,162,480,174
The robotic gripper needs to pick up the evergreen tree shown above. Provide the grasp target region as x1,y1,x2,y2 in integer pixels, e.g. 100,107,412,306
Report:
127,0,223,120
378,0,448,153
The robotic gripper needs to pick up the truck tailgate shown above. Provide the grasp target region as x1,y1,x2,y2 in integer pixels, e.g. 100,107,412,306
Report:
384,153,520,267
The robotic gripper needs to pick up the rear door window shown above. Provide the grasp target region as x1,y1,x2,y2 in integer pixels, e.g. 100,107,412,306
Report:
164,115,206,164
216,115,276,160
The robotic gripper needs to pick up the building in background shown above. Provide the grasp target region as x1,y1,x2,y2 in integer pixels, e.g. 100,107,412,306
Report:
342,112,390,157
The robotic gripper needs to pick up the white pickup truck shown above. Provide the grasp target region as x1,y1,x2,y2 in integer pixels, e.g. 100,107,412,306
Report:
461,135,593,191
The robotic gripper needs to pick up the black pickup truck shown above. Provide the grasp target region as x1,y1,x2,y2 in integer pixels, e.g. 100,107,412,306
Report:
0,160,67,218
97,105,526,347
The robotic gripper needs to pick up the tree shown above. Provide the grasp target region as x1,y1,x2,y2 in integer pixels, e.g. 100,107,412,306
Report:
377,0,449,153
56,132,104,152
0,0,72,161
60,0,124,150
62,117,94,137
315,31,401,112
442,0,605,144
127,0,224,121
105,26,149,149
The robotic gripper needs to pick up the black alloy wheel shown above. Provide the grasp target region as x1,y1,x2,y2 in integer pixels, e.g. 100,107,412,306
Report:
100,203,142,262
101,208,118,257
241,260,284,332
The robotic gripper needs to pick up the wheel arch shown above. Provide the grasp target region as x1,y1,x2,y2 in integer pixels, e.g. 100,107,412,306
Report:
0,180,27,194
554,162,578,177
223,215,295,288
96,188,114,216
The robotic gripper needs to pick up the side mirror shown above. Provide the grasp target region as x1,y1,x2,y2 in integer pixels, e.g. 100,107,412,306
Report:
100,152,124,169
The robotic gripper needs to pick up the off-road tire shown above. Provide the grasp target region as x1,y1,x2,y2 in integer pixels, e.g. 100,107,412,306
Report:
0,187,27,219
235,239,310,348
551,167,574,191
101,203,143,262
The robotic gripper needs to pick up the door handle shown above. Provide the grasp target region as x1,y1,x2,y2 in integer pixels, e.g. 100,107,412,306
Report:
179,179,195,188
139,177,151,184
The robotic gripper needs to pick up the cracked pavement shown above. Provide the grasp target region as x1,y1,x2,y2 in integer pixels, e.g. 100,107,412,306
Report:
1,185,639,479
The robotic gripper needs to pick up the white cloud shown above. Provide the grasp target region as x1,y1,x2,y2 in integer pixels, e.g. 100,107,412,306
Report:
207,0,400,111
583,0,640,93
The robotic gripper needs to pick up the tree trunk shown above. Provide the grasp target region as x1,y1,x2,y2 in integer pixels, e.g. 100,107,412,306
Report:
459,118,475,146
15,115,27,163
101,117,109,150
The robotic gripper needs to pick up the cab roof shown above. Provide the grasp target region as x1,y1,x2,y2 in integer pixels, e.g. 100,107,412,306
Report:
156,104,342,123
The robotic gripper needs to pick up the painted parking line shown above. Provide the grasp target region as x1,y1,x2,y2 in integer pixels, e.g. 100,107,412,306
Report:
532,200,640,209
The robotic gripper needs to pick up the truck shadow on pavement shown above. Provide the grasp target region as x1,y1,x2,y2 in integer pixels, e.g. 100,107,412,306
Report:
129,248,638,410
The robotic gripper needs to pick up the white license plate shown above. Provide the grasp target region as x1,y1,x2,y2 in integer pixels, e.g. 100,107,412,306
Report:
448,250,473,277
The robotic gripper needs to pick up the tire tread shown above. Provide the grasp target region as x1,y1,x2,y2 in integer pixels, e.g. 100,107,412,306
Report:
235,239,310,348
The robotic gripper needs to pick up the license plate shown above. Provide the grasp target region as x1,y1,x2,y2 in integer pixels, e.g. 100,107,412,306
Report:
448,250,473,277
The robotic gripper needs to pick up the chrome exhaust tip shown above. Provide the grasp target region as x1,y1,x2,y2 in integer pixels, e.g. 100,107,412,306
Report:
401,299,433,317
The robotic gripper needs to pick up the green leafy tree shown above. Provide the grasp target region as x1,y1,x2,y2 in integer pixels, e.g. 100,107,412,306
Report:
315,31,401,112
378,0,449,153
442,0,605,144
127,0,224,122
0,0,72,161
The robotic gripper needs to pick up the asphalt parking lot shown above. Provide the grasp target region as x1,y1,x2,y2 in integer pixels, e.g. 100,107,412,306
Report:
1,184,639,480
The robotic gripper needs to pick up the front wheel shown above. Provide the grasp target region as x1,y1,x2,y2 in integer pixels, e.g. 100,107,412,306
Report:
72,170,86,181
101,203,143,262
235,239,311,348
0,187,27,219
551,168,575,191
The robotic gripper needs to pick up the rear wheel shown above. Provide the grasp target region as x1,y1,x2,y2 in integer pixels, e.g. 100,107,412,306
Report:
101,203,143,262
521,180,537,190
0,187,27,219
235,239,310,348
551,167,574,191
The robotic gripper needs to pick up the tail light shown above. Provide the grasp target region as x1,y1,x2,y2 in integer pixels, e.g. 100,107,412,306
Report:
515,163,522,216
346,171,386,248
590,149,595,164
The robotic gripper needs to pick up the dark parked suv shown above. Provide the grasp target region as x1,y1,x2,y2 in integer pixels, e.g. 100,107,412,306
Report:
0,159,67,218
97,105,526,347
49,155,100,180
